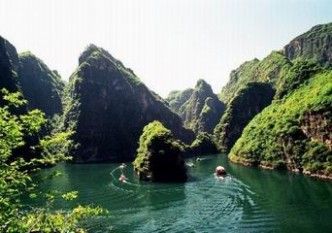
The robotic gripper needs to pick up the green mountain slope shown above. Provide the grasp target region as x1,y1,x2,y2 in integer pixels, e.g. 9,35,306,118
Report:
19,52,65,117
230,71,332,178
214,83,275,152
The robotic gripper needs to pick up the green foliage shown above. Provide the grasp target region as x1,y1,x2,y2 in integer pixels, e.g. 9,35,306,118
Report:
39,131,74,165
18,52,65,117
133,121,187,182
214,83,275,152
0,89,105,232
21,205,107,233
219,51,291,103
62,191,79,201
230,71,332,176
190,132,219,155
275,60,323,99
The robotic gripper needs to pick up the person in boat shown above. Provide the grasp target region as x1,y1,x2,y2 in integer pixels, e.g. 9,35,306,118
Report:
119,163,127,169
215,166,227,177
119,174,128,182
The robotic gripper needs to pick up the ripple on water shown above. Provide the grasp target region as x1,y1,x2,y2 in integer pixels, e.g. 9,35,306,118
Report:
104,172,278,233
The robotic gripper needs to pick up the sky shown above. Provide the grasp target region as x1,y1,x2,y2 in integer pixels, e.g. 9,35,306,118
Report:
1,0,332,97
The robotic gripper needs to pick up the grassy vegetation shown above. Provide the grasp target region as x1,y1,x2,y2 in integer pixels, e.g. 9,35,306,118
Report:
133,121,187,182
230,71,332,177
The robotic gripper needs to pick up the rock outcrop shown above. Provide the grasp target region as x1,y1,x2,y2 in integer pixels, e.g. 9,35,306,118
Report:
133,121,187,182
63,44,194,162
18,52,65,117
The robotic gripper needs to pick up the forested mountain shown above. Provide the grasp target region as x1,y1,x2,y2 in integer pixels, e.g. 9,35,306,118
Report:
215,23,332,157
230,70,332,178
63,44,194,162
19,52,65,117
222,23,332,178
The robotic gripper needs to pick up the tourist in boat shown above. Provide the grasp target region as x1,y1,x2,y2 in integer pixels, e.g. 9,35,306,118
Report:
215,166,227,177
119,174,128,182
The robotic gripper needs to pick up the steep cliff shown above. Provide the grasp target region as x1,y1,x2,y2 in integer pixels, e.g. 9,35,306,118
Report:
18,52,65,117
214,83,275,152
63,44,194,162
177,79,225,134
283,23,332,65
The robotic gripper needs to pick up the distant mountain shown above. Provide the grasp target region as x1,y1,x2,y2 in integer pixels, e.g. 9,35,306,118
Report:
63,44,194,163
19,52,65,117
168,79,225,134
166,88,193,113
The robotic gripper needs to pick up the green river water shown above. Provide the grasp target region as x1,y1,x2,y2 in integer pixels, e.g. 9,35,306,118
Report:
26,154,332,232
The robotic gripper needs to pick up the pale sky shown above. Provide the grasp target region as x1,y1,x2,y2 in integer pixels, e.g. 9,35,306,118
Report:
1,0,332,97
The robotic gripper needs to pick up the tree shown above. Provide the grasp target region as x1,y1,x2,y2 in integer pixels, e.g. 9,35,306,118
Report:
0,89,105,232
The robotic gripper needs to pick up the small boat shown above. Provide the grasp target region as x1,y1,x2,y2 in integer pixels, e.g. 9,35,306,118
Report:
215,166,227,177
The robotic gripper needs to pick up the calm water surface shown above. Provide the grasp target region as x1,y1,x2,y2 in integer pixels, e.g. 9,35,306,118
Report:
26,154,332,232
